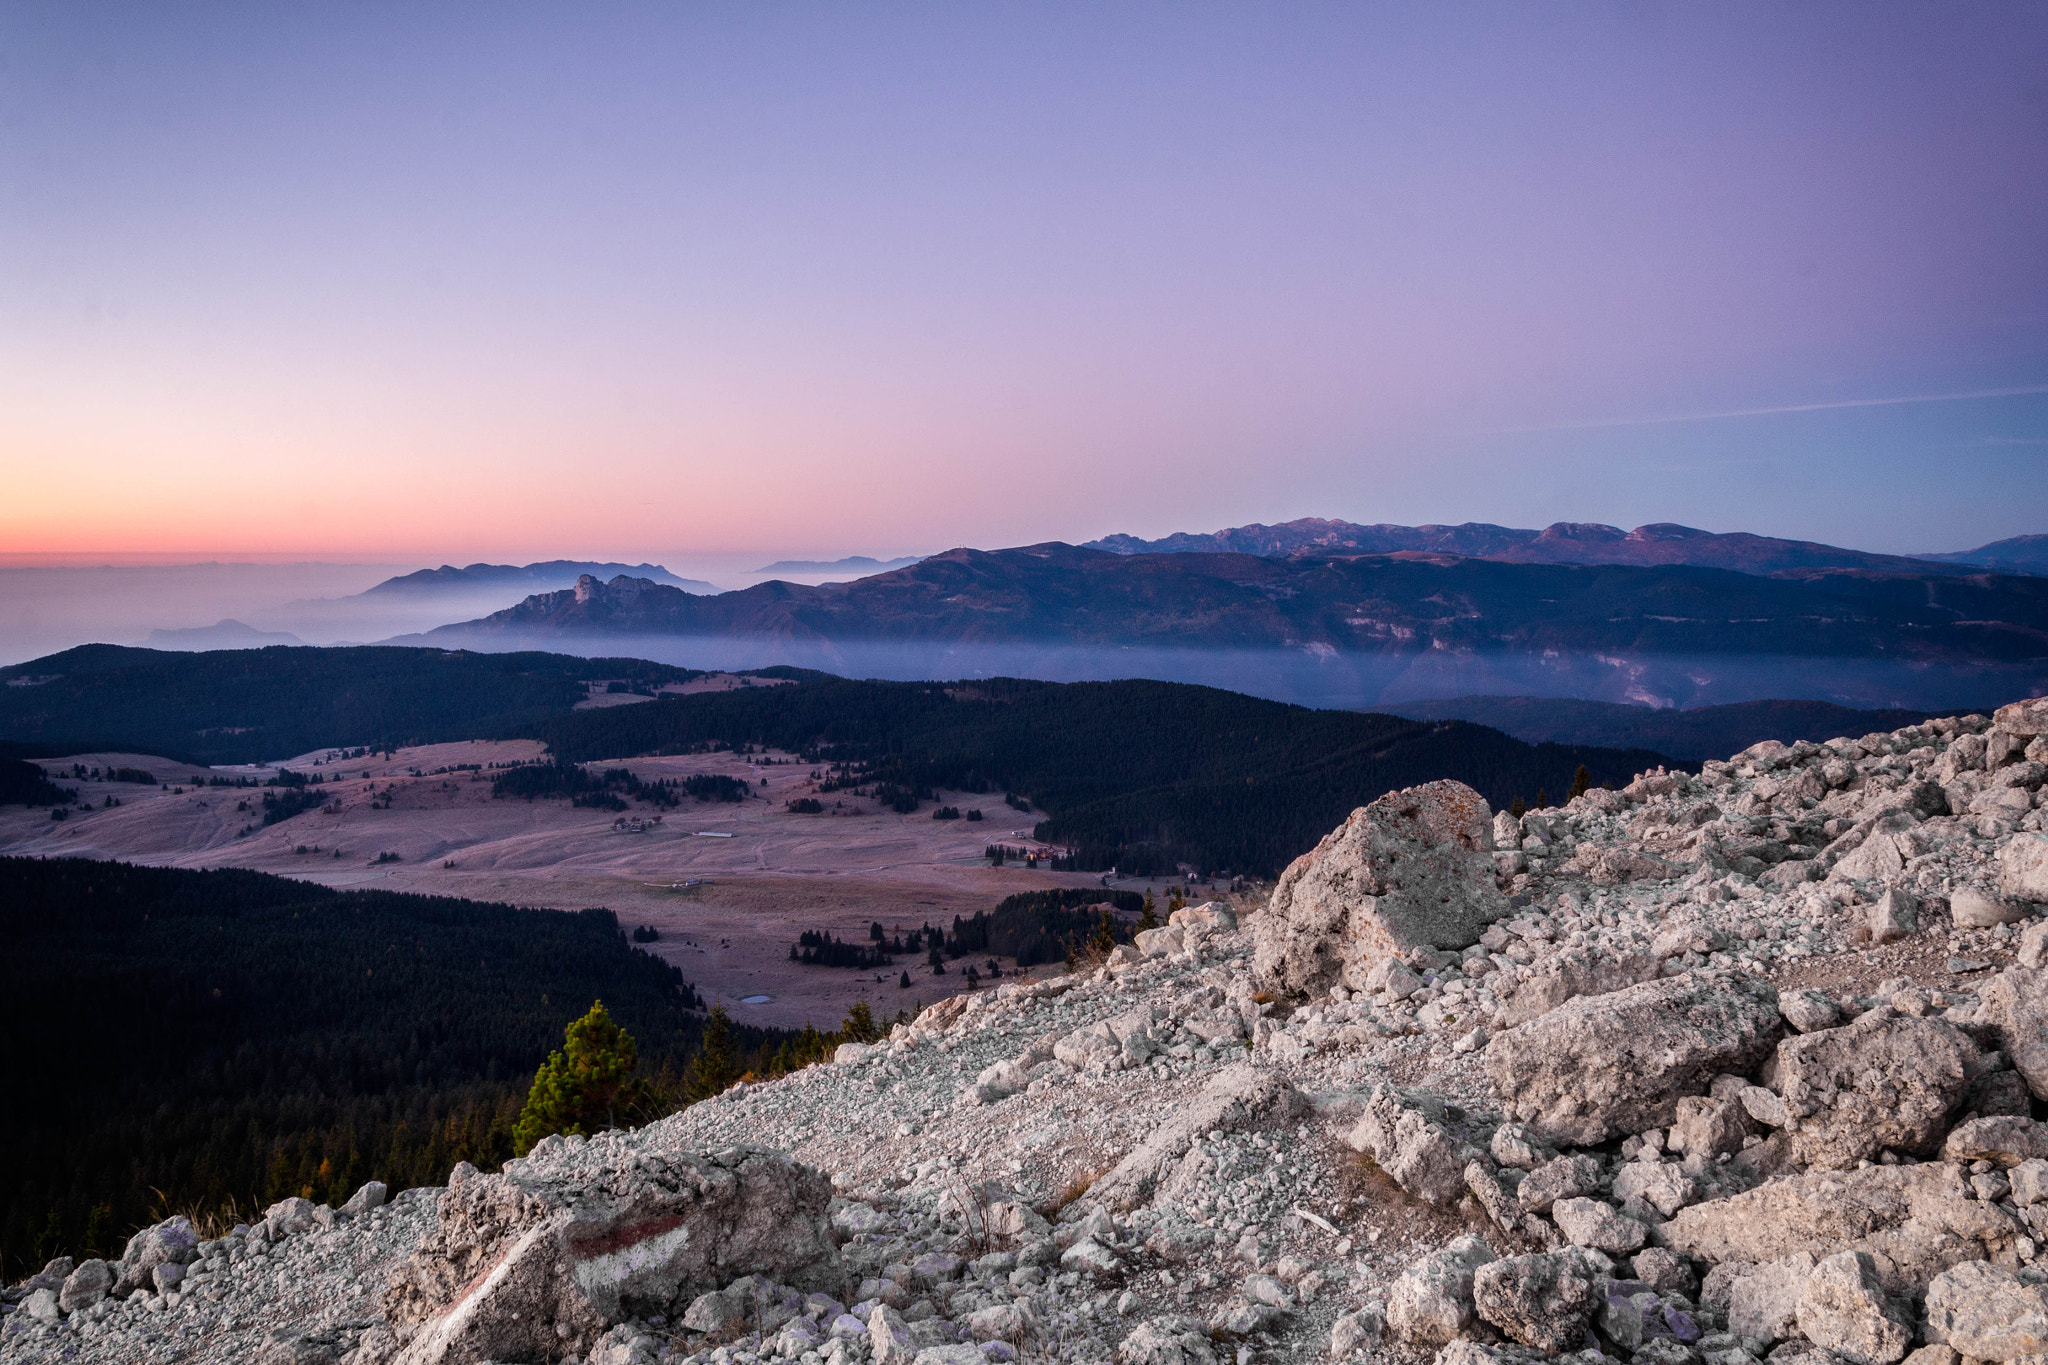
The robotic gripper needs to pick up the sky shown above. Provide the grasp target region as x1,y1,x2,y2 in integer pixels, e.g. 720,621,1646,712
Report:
2,1,2045,564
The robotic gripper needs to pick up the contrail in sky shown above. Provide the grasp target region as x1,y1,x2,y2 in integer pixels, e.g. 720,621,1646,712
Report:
1490,382,2048,435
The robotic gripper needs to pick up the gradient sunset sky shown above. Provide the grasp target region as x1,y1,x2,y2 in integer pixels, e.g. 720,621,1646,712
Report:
3,2,2045,563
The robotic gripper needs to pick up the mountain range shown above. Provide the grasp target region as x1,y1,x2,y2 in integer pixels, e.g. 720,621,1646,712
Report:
408,542,2048,711
354,560,717,597
1085,517,2040,577
754,555,925,575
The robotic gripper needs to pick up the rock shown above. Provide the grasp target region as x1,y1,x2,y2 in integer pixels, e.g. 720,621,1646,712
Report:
1118,1316,1218,1365
23,1287,60,1322
1994,697,2048,736
1949,886,2023,928
1060,1239,1121,1275
1974,965,2048,1101
382,1144,838,1363
1347,1084,1484,1205
914,1343,982,1365
1255,780,1506,998
1794,1251,1914,1365
1089,1065,1303,1209
1869,891,1919,945
682,1288,748,1333
1662,1161,2024,1295
1494,946,1662,1028
1900,1348,1958,1365
1053,1006,1158,1068
1551,1198,1647,1253
1941,1115,2048,1167
153,1260,186,1293
1485,970,1783,1145
2013,1159,2048,1207
2018,918,2048,968
965,1302,1033,1343
1133,926,1184,958
116,1215,200,1294
1466,1160,1521,1233
1832,832,1907,883
342,1180,388,1215
1170,902,1238,932
1922,1260,2048,1361
1632,1249,1697,1297
1779,989,1840,1034
1727,1254,1815,1343
1472,1252,1599,1354
1387,1235,1497,1346
1963,1068,2033,1117
1517,1155,1604,1214
870,1305,920,1365
1772,1013,1975,1168
1736,1084,1789,1129
1998,834,2048,903
1668,1096,1752,1158
1490,1124,1558,1172
1613,1161,1699,1219
58,1258,113,1313
1241,1273,1289,1307
1328,1304,1384,1359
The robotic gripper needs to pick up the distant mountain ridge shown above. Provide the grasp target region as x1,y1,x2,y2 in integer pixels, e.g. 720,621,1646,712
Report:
408,544,2048,710
359,560,717,597
1914,533,2048,576
140,619,306,649
1085,517,2043,578
755,555,924,575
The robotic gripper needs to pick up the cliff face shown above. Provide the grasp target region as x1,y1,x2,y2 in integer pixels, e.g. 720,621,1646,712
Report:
7,699,2047,1365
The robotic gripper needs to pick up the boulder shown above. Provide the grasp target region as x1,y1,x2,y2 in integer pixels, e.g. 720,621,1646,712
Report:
1780,988,1841,1034
343,1180,389,1215
1346,1085,1484,1205
1169,902,1238,932
1949,886,2022,928
1550,1198,1646,1253
1772,1013,1974,1168
1484,970,1783,1145
1794,1251,1914,1365
1922,1260,2048,1362
1667,1096,1752,1158
1327,1304,1385,1359
1727,1254,1814,1343
1941,1115,2048,1167
1868,890,1919,945
1053,1006,1157,1068
2000,834,2048,904
2019,918,2048,969
870,1305,919,1365
1516,1155,1604,1215
1254,781,1505,998
383,1143,839,1364
1993,697,2048,736
1495,947,1662,1028
1662,1161,2025,1296
1387,1236,1496,1346
1472,1252,1598,1354
116,1215,199,1295
58,1259,114,1313
1973,965,2048,1101
1089,1065,1303,1210
1612,1161,1699,1219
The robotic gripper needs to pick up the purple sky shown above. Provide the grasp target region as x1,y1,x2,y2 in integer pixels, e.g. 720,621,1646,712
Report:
2,2,2044,561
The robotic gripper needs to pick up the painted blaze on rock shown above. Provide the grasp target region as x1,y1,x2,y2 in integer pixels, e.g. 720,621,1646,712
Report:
1254,779,1504,997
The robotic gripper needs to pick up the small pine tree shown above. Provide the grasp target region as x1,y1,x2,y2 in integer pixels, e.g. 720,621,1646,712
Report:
1137,893,1159,932
1535,787,1548,809
684,1006,739,1102
842,999,878,1044
1509,795,1526,819
1569,765,1592,800
899,970,912,989
512,1001,653,1155
1089,908,1117,957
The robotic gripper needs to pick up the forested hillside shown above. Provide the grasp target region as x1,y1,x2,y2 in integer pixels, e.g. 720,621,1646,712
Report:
525,677,1680,875
0,645,703,764
0,858,791,1276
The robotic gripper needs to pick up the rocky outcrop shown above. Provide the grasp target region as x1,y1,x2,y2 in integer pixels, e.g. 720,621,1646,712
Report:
1484,970,1782,1145
1662,1162,2026,1295
1254,780,1505,998
1345,1085,1484,1205
382,1144,838,1363
1771,1013,1975,1168
1088,1065,1303,1210
1922,1260,2048,1361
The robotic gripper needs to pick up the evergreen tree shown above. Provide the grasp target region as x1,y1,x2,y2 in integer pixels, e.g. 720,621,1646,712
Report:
511,1001,653,1156
1568,765,1592,800
899,970,912,989
1509,796,1526,819
1089,908,1116,957
841,999,878,1044
684,1006,739,1101
1137,893,1158,931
